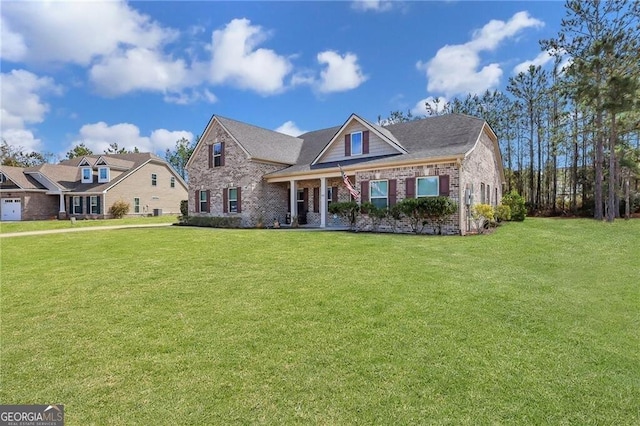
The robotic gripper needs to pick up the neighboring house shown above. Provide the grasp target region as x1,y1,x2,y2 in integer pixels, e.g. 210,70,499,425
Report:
0,153,187,221
186,113,504,235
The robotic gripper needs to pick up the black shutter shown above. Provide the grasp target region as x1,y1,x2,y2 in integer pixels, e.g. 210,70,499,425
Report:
303,188,309,212
361,181,369,203
406,178,416,199
363,130,369,154
313,187,319,213
237,187,242,213
222,189,228,213
97,196,101,214
389,179,397,206
195,190,200,212
439,175,450,196
208,145,213,168
220,142,225,166
345,134,351,156
86,196,90,213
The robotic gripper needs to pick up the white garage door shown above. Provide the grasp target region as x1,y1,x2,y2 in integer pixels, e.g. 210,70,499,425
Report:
1,198,22,221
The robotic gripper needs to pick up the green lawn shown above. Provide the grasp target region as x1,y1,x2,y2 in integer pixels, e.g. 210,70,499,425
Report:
0,215,177,233
1,219,638,425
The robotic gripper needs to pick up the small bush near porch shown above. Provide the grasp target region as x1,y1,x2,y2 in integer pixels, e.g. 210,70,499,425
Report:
1,218,638,424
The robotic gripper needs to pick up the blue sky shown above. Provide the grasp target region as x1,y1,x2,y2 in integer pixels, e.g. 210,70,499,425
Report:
1,0,567,159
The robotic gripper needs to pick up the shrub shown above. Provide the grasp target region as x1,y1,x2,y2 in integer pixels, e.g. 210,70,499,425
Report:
502,191,526,221
396,198,425,234
422,196,458,235
329,201,360,230
495,204,512,222
360,202,387,232
471,203,494,234
182,216,241,228
109,200,130,219
180,200,188,217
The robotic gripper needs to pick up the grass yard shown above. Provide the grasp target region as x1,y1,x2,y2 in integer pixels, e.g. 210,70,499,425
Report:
0,215,177,234
1,218,638,424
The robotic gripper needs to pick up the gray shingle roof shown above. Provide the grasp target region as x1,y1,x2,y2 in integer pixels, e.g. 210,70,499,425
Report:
0,165,47,190
3,153,174,194
216,116,303,164
266,113,486,176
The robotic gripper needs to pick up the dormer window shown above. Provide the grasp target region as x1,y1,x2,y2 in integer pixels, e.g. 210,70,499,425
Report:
0,172,6,183
81,167,92,183
98,167,110,183
351,131,363,156
344,130,369,157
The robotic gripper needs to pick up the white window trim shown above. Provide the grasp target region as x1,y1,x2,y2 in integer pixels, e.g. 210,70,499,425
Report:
351,131,363,156
134,197,140,213
199,190,207,212
81,167,92,183
416,176,439,198
98,166,110,183
213,142,222,167
370,179,388,208
73,196,82,214
228,187,238,213
90,196,99,214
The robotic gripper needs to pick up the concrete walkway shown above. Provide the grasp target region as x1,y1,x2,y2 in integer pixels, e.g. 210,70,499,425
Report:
0,223,352,238
0,223,174,238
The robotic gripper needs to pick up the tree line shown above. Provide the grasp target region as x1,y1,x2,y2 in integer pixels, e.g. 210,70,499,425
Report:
380,0,640,221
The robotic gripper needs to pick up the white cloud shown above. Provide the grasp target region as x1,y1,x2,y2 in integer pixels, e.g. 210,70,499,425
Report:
419,11,544,97
275,121,306,137
209,18,292,95
72,122,193,155
0,1,176,65
317,51,368,93
0,69,62,152
513,50,554,75
89,48,194,97
0,16,27,61
351,1,394,12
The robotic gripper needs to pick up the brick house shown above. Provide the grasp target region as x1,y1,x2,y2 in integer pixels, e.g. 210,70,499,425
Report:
0,153,187,221
186,113,504,235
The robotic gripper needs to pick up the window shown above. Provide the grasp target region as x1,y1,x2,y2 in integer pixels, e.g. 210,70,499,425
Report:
0,173,6,183
73,196,82,214
199,190,208,212
134,197,140,213
351,132,363,156
417,176,439,197
370,180,388,209
98,167,110,183
170,177,175,188
213,142,222,167
495,187,498,206
90,196,99,214
487,185,491,205
228,188,238,213
480,183,485,204
327,187,334,206
151,173,157,186
82,167,92,183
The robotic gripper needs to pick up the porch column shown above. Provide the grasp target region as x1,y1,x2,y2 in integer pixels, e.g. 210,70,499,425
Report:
320,177,327,228
58,192,66,219
289,179,297,220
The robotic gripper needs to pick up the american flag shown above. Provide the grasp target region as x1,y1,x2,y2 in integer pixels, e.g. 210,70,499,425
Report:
339,164,360,199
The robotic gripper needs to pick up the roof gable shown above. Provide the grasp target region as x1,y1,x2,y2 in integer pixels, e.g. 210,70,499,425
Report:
216,116,304,164
311,114,407,165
